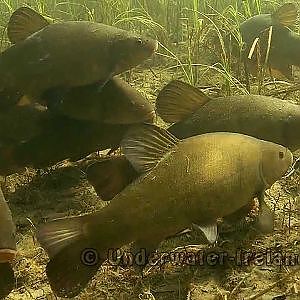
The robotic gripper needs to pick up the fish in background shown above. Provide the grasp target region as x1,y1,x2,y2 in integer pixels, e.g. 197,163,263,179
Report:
0,188,16,299
0,103,48,144
238,3,300,79
0,76,155,175
0,7,158,107
87,79,300,205
36,124,292,298
157,80,300,151
45,77,155,124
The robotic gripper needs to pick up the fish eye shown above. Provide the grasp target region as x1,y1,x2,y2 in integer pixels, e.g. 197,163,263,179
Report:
279,151,284,159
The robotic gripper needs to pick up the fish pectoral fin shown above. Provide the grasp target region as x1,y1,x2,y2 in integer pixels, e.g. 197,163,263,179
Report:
254,198,274,234
7,7,50,44
121,123,179,173
36,216,85,258
193,223,218,244
86,156,138,201
272,3,298,27
156,80,211,123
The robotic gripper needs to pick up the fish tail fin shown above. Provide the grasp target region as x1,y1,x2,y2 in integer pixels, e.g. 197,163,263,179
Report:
37,216,106,297
86,156,139,201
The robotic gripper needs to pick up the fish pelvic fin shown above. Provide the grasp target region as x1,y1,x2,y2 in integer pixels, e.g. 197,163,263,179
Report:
36,215,86,258
121,123,179,173
255,198,274,234
7,7,49,44
272,3,298,27
156,80,211,123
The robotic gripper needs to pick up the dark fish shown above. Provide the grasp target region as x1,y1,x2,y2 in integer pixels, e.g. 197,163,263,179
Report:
239,3,299,78
37,124,293,297
157,80,300,151
0,103,48,143
0,79,155,175
0,263,15,300
88,80,300,200
45,77,155,124
0,7,158,106
5,118,132,172
0,188,16,299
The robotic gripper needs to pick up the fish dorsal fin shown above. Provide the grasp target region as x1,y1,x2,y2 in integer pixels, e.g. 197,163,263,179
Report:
121,124,179,173
156,80,211,123
272,3,298,27
7,7,50,44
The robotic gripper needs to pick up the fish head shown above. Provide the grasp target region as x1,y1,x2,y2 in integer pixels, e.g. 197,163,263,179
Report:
0,189,16,263
110,33,158,74
101,78,155,124
259,141,293,188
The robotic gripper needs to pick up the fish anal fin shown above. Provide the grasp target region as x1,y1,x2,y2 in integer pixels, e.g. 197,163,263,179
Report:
156,80,211,123
7,7,50,44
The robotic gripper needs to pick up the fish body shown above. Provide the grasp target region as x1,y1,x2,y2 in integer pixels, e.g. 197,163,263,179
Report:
158,81,300,151
239,3,299,78
169,94,300,150
46,77,155,124
11,118,129,170
0,7,158,105
0,103,48,143
37,125,293,297
86,80,300,200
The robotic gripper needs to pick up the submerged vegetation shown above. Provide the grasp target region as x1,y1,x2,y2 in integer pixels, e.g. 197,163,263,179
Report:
0,1,299,299
0,0,299,92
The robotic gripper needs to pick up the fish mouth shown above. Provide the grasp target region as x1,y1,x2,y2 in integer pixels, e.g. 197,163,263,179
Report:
0,249,16,263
